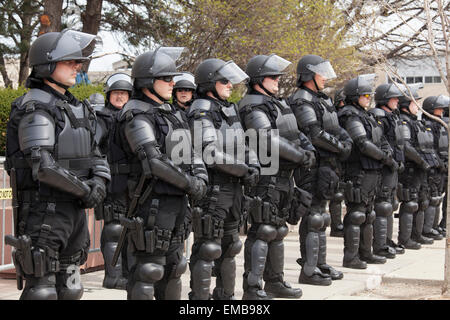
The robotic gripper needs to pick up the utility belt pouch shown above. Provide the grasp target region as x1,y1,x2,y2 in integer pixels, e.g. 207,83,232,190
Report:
344,181,354,202
353,188,362,203
262,201,272,223
192,207,203,237
94,203,104,221
288,187,312,225
202,214,212,238
120,216,146,251
147,199,159,229
249,196,263,224
144,230,155,253
33,247,46,278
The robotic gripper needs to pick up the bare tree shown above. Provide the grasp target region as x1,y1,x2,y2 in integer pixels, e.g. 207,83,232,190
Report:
38,0,63,34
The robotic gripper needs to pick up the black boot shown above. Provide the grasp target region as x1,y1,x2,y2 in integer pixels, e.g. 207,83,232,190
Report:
264,280,302,299
318,263,344,280
402,239,421,250
343,257,367,269
298,268,332,286
360,253,386,264
387,239,405,255
373,246,396,259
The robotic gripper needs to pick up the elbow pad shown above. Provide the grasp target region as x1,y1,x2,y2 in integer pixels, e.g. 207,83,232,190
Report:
37,149,90,198
310,129,343,154
357,138,385,161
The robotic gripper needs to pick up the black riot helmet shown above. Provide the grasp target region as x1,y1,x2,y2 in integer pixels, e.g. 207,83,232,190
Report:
173,72,197,91
105,72,133,94
172,72,196,106
374,83,403,107
132,47,184,90
422,95,450,114
343,74,375,105
296,54,336,87
333,88,345,108
195,58,249,99
246,54,291,95
27,29,101,86
398,83,422,110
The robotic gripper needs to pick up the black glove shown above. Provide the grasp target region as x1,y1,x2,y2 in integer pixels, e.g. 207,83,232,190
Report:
82,176,107,209
421,160,431,172
382,152,398,171
302,150,316,169
339,141,352,161
242,167,260,187
186,176,207,202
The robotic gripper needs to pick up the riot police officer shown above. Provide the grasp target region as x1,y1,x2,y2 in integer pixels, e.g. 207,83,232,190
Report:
397,86,440,250
173,72,196,112
186,58,260,300
5,29,110,299
369,83,406,258
238,54,312,299
115,47,208,300
422,95,450,239
329,88,346,237
338,75,395,269
91,73,133,289
289,55,351,284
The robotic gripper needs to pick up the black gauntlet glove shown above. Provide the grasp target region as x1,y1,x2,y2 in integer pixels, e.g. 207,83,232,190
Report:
302,150,316,169
82,176,107,208
242,167,260,187
339,141,352,161
186,176,207,202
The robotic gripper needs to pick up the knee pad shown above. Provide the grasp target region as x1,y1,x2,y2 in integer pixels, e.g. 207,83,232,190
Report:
419,199,430,211
307,213,324,231
347,211,366,225
366,210,376,224
402,201,419,214
169,256,188,279
255,224,277,242
430,196,441,206
374,201,393,217
274,225,289,241
135,262,165,283
223,238,243,258
322,212,331,228
198,241,222,261
103,222,123,242
334,191,345,202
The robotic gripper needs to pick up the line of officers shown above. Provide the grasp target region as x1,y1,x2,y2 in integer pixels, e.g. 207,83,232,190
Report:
4,29,449,300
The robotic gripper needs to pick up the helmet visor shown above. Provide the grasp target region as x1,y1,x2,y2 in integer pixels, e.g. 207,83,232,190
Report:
157,47,185,63
173,72,196,85
306,60,336,80
262,54,292,74
106,73,132,88
216,61,249,84
357,73,375,95
50,29,102,61
435,95,450,109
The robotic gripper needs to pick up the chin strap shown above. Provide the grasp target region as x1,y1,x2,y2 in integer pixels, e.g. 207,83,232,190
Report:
149,87,168,103
46,77,70,90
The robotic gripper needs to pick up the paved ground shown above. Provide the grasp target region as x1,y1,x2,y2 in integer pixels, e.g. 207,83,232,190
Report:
0,218,448,300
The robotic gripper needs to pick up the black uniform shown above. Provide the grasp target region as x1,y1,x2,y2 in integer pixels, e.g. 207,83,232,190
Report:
398,111,440,249
238,90,310,299
187,95,259,300
5,82,110,299
289,86,351,283
338,103,392,268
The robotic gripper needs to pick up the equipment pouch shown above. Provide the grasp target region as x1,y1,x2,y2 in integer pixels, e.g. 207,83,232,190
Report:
144,230,155,253
249,196,263,224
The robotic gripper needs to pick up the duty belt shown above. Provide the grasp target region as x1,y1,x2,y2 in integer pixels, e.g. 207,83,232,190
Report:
210,172,241,184
109,163,142,175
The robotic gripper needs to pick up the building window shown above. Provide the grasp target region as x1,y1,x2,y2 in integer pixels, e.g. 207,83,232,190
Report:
388,77,403,83
406,77,414,84
414,76,423,83
425,76,433,83
433,76,442,83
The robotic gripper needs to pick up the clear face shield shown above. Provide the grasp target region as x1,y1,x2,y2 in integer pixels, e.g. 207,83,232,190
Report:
173,72,195,85
216,61,249,84
150,46,185,76
306,60,336,80
263,54,292,74
356,73,376,95
106,73,132,88
48,29,102,61
398,83,423,100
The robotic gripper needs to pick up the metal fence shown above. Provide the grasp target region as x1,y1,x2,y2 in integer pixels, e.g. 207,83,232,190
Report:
0,157,102,273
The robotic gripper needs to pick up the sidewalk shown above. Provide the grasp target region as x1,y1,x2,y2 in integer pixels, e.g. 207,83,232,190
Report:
0,219,446,300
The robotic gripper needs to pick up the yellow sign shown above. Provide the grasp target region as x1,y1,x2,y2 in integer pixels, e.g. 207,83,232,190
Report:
0,188,12,200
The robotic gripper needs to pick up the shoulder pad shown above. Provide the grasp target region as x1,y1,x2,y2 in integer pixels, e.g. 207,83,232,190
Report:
237,94,266,111
118,99,153,121
338,104,359,118
156,103,172,113
18,110,55,152
124,115,157,153
21,88,54,105
368,107,386,118
188,99,213,118
221,103,238,118
291,88,314,104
